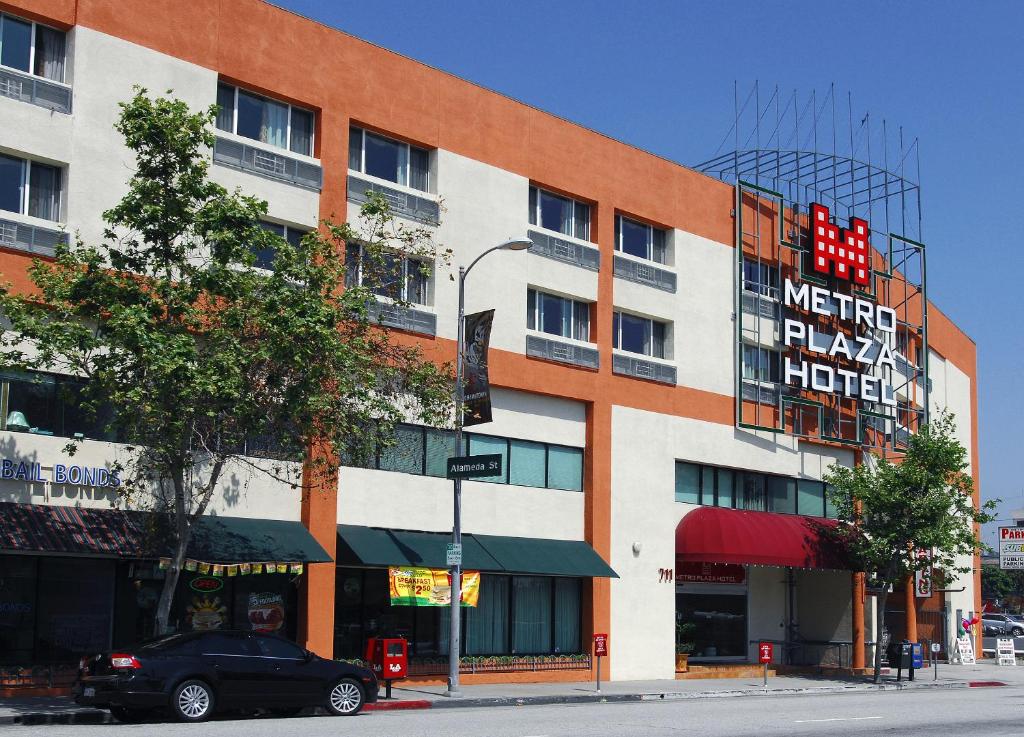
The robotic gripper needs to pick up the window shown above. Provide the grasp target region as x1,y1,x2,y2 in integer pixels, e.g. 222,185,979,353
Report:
252,221,306,271
676,460,833,518
352,422,584,492
528,186,590,241
527,289,590,342
255,635,305,659
616,215,666,264
0,14,65,82
345,244,430,305
613,311,667,359
742,259,780,299
0,154,61,221
3,371,115,441
742,345,781,383
512,576,552,653
348,126,429,192
198,633,256,657
216,83,315,157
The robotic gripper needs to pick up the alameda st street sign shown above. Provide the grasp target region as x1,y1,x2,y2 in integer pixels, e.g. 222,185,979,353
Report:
446,454,502,479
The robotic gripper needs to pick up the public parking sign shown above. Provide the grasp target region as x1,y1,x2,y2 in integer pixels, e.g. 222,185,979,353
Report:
758,642,774,663
999,527,1024,569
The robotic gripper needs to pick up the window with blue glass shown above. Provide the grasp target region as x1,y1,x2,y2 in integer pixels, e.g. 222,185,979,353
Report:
675,460,833,518
349,423,584,492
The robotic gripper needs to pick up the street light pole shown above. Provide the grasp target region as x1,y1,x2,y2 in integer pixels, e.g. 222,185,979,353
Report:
446,237,532,698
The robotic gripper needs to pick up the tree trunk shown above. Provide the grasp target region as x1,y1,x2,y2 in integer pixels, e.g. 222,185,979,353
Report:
873,588,889,684
154,468,192,636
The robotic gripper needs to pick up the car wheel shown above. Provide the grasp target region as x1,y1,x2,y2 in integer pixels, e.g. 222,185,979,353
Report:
1012,627,1023,637
109,706,148,723
326,678,364,716
171,679,215,722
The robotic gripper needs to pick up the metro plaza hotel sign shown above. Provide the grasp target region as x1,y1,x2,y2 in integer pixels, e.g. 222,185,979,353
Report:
738,198,920,443
784,204,898,408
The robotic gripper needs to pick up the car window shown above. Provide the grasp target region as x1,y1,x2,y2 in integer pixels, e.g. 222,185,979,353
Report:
256,636,305,659
199,633,255,656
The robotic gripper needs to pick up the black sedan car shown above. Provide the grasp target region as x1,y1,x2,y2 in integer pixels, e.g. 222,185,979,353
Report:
74,630,377,722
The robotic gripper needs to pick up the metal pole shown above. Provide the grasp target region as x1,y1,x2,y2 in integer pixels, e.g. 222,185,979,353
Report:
596,655,601,694
447,266,466,698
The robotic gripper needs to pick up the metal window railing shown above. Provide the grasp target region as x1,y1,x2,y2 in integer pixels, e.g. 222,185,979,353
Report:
0,67,71,114
526,229,600,271
525,334,600,370
365,300,437,336
613,254,676,292
213,136,323,191
347,174,440,225
612,353,676,385
0,217,68,257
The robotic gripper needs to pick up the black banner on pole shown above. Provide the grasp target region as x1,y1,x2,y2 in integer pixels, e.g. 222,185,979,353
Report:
462,309,494,427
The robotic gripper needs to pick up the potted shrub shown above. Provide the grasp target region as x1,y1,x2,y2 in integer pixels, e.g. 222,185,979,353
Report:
676,622,696,672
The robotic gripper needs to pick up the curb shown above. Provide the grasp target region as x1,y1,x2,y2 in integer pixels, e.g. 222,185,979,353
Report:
0,681,989,724
425,680,971,710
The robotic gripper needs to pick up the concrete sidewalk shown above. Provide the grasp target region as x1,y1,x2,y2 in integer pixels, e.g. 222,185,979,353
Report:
1,662,1018,725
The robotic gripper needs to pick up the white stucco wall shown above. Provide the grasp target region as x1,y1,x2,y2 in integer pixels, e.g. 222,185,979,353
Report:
338,388,586,540
608,404,855,680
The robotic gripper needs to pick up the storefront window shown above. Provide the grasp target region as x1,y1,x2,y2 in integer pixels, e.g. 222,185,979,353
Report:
3,372,116,441
35,558,114,662
0,556,37,664
677,589,747,660
334,568,583,659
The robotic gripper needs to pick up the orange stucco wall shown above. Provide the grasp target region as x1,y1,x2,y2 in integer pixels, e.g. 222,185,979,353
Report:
0,0,982,672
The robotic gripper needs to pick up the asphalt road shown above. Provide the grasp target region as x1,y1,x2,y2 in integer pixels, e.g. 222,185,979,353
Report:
12,686,1024,737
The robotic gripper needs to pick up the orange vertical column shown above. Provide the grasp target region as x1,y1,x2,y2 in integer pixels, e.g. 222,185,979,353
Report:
904,576,918,643
298,440,339,656
296,106,348,656
852,572,865,670
583,201,614,675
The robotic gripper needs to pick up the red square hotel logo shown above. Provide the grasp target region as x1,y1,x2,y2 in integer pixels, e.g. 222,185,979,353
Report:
811,203,870,286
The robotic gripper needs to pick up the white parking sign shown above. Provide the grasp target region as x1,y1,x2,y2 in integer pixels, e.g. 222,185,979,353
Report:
999,527,1024,570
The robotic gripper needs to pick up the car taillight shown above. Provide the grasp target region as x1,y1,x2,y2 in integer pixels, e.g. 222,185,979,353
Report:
110,654,142,669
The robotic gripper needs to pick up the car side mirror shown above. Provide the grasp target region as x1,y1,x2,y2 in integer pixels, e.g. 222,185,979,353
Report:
303,649,315,662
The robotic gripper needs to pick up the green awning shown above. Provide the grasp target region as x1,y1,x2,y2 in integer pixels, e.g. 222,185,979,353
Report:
336,525,617,578
187,516,333,563
473,533,618,578
0,502,332,564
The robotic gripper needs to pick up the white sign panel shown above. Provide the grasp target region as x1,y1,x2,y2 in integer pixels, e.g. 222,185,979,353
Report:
999,527,1024,570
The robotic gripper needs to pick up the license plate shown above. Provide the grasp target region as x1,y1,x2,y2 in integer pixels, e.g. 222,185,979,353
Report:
83,687,95,698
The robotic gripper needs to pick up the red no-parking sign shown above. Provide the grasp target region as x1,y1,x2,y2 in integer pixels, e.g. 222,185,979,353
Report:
594,633,608,657
758,642,774,663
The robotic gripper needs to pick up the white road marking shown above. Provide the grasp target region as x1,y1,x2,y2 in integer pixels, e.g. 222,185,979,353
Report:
794,716,882,723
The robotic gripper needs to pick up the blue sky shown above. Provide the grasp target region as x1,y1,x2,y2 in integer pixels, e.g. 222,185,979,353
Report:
277,0,1022,542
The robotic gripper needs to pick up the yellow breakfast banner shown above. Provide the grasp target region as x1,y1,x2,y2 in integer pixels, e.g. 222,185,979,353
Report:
388,567,480,607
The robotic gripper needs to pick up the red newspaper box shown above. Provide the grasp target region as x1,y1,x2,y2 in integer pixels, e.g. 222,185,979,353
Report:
370,637,408,680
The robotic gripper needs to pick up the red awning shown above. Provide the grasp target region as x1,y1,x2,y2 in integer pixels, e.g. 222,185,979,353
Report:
676,506,849,571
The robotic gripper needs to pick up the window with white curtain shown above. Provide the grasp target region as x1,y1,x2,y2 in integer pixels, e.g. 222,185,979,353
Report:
0,14,66,83
216,82,315,157
252,221,307,271
0,153,61,221
527,289,590,342
613,311,668,359
616,215,666,264
348,126,430,192
344,243,430,306
742,258,780,299
528,186,590,241
741,344,781,383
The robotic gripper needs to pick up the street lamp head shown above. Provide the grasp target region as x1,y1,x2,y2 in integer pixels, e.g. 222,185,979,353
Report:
499,236,533,251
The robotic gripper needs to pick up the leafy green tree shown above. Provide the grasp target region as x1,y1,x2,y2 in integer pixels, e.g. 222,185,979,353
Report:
0,90,452,635
982,565,1024,604
825,413,995,682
